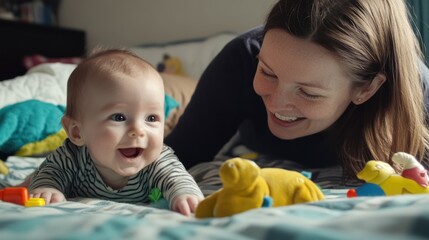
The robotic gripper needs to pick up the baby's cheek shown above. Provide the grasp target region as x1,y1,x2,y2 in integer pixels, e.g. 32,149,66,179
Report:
85,128,119,152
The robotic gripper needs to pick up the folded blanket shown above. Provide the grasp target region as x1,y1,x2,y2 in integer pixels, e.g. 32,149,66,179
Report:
0,100,64,157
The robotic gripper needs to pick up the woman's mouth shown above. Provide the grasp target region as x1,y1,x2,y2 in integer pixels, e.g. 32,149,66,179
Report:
274,113,304,122
119,148,143,158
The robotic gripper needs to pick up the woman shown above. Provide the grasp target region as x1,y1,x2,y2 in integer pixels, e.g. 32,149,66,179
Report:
165,0,429,178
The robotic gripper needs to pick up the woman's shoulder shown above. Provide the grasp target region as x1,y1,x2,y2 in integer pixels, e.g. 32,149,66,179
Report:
219,26,263,59
236,26,264,43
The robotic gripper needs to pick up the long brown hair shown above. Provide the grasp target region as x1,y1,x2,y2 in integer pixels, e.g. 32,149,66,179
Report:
264,0,429,175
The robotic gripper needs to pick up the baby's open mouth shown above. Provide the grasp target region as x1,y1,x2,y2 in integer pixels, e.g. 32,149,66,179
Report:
119,148,143,158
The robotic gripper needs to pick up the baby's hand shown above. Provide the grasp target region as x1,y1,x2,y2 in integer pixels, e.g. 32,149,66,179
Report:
30,187,66,204
172,194,203,216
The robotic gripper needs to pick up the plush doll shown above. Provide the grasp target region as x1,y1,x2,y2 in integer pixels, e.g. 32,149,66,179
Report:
347,152,429,197
157,54,186,76
195,158,324,218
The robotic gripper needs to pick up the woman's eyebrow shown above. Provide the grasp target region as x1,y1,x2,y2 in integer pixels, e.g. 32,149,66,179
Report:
258,54,330,90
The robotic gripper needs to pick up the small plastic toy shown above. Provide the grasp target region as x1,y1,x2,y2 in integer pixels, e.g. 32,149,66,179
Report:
0,187,45,207
195,157,324,218
148,187,163,203
347,152,429,197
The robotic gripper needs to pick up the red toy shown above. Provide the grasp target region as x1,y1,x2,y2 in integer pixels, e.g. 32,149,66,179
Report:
0,187,45,207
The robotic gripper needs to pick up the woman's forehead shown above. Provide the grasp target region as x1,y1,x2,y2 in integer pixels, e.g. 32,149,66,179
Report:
260,29,350,89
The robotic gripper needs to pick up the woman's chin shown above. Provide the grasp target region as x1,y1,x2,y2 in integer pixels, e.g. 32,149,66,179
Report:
268,123,309,140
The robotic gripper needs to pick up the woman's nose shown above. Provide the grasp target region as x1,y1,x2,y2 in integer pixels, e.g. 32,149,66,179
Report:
270,87,295,110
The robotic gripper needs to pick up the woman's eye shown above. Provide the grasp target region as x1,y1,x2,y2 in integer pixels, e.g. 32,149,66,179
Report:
299,88,322,100
259,67,276,78
110,113,126,122
146,114,159,122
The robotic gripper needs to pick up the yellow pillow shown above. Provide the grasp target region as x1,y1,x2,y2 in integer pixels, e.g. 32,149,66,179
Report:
15,129,67,157
0,160,8,175
161,73,197,136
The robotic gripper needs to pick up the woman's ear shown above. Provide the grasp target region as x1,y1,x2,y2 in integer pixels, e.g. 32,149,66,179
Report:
352,73,386,105
62,116,85,146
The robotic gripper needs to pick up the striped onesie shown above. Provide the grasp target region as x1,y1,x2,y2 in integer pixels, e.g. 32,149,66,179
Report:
29,139,203,207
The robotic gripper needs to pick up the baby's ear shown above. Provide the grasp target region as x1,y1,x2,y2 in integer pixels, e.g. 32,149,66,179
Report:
62,116,85,146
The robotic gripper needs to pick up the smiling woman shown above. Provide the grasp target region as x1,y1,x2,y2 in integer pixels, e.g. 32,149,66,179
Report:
253,29,369,140
165,0,429,181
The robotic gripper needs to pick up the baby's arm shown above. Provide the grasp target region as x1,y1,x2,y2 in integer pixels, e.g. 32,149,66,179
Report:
30,187,66,204
171,194,204,216
152,146,204,215
28,141,76,204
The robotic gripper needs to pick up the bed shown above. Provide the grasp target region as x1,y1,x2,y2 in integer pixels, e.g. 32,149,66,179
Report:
1,34,429,240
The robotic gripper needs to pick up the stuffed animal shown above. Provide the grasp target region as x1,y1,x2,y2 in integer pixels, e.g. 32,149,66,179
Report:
347,152,429,197
195,158,324,218
157,54,186,76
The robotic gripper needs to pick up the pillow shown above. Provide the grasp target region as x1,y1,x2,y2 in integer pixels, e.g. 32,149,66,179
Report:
162,73,197,136
130,33,236,79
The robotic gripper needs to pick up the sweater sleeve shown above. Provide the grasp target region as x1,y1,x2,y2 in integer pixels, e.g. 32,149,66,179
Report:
149,145,204,209
28,140,76,196
164,27,263,169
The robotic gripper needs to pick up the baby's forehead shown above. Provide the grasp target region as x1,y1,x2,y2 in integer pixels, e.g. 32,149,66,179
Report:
88,60,160,82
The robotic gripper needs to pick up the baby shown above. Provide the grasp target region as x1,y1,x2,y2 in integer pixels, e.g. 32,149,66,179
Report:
28,49,203,215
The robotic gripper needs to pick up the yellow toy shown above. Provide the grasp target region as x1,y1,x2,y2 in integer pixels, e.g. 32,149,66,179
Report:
0,160,8,175
0,187,45,207
195,158,324,218
347,152,429,197
157,54,186,76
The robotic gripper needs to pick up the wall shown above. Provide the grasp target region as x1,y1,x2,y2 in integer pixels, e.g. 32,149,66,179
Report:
58,0,278,50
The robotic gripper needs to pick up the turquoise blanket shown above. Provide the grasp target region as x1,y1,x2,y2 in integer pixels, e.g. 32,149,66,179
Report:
0,100,64,155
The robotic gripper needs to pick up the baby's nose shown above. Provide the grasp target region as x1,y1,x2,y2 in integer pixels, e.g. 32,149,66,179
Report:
128,126,144,138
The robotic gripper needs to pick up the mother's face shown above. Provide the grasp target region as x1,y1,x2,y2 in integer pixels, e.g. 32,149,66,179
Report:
253,29,362,140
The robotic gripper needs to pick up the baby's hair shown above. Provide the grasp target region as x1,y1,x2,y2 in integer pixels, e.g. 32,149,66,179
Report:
65,47,158,119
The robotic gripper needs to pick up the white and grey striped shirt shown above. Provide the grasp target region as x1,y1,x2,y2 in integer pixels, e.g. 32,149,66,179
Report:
29,139,203,207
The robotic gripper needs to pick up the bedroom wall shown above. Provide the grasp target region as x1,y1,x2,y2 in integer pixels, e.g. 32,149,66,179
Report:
58,0,278,50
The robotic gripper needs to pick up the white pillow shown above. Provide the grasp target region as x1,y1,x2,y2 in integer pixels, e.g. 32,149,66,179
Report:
0,63,76,109
129,33,236,80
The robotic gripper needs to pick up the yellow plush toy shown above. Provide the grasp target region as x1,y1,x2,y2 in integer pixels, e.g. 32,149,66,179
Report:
195,158,324,218
347,152,429,197
157,54,186,76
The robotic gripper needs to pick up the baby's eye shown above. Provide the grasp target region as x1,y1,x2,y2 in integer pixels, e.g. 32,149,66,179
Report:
146,114,159,122
110,113,126,122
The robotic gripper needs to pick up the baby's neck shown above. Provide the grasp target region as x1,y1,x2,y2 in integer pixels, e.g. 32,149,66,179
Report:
94,167,129,190
104,177,129,190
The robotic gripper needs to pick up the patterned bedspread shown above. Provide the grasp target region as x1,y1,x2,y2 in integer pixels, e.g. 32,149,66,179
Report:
1,156,429,240
2,192,429,239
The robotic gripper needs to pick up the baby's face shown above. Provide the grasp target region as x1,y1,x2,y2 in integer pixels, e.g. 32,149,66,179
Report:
77,70,165,183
